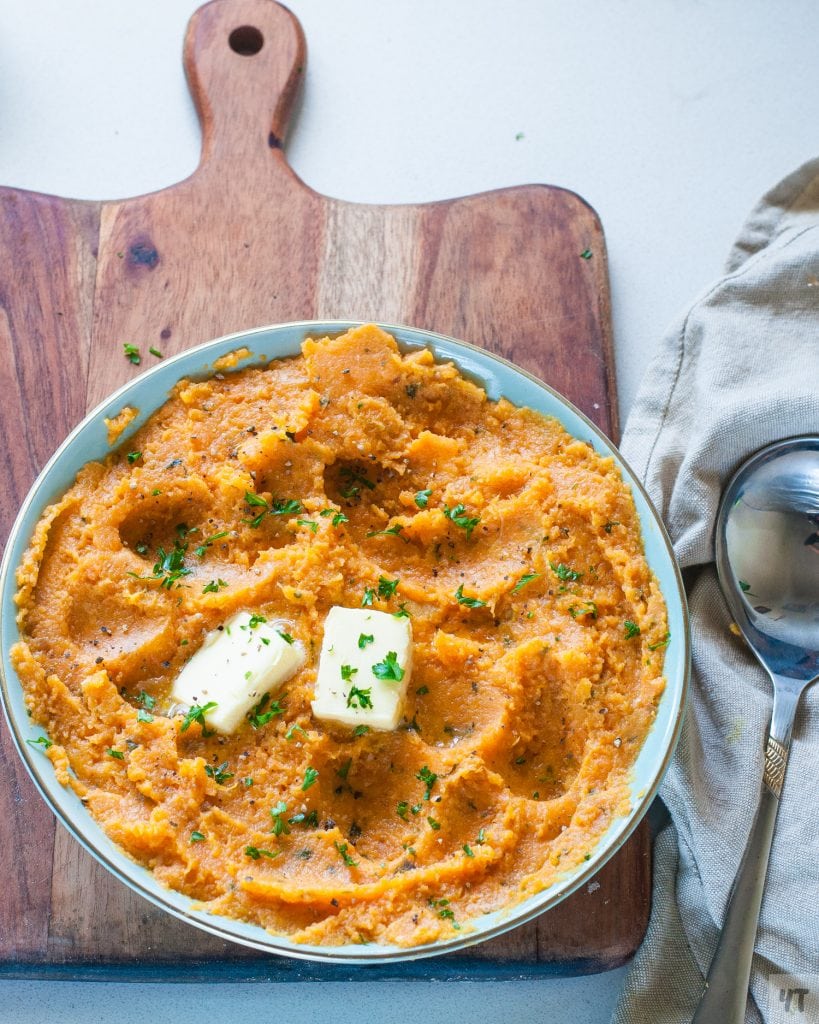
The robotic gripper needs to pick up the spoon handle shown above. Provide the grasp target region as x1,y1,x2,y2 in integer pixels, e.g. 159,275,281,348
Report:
691,684,800,1024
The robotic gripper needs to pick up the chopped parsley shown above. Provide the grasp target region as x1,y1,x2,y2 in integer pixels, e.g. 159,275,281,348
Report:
512,571,539,594
367,524,405,540
136,690,156,711
285,723,307,741
372,651,404,682
396,801,409,820
271,498,303,516
648,632,671,651
149,346,163,358
248,693,284,729
337,758,352,781
334,841,358,867
739,580,751,593
361,587,376,607
477,828,486,845
243,492,303,527
427,816,441,830
136,708,154,723
339,467,376,498
550,561,583,583
415,685,429,696
129,540,191,589
320,508,349,526
107,748,125,760
194,530,229,557
414,489,432,509
429,897,460,929
204,761,233,785
454,584,486,608
297,518,318,533
277,630,295,645
377,576,400,599
126,451,142,464
202,578,228,594
443,503,480,540
270,801,290,836
26,735,53,751
353,725,371,737
358,633,375,649
579,248,593,260
393,603,411,619
288,810,319,828
346,685,373,710
416,765,437,799
569,600,598,620
190,831,205,843
245,846,279,860
462,843,475,858
248,613,267,629
123,342,141,365
603,521,620,533
341,664,359,682
301,766,319,791
180,701,218,734
624,620,641,639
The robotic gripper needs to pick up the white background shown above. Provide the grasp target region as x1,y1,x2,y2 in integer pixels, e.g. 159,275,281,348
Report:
0,1,816,1020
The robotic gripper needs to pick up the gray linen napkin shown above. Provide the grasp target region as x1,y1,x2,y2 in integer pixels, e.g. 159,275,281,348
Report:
613,159,819,1024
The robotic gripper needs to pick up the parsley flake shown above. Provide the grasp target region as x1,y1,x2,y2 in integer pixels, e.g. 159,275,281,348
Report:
358,633,375,649
245,846,279,860
204,761,233,785
301,766,319,791
334,841,358,867
346,685,373,710
550,561,583,582
26,735,53,751
270,801,290,836
443,503,480,540
624,620,641,639
512,571,539,594
416,765,437,799
202,578,228,594
454,584,486,608
126,451,141,465
180,701,218,734
123,343,141,365
248,693,284,729
377,576,400,599
372,651,404,682
414,489,432,509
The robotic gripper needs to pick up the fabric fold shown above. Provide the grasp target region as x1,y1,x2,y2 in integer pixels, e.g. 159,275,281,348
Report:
614,158,819,1024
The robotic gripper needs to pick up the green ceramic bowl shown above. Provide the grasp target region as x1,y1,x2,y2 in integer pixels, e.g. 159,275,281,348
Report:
0,321,689,963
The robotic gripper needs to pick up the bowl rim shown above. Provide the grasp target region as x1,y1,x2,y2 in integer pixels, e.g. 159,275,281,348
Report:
0,318,690,964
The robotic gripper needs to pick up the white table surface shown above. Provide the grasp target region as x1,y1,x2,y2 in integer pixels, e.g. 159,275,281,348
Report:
0,1,815,1020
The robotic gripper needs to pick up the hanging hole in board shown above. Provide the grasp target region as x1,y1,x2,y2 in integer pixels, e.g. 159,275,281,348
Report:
229,26,264,56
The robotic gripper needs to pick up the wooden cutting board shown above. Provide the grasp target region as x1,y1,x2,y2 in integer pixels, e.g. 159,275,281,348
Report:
0,0,649,979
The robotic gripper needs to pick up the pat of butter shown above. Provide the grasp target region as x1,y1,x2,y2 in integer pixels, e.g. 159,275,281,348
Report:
311,606,412,731
171,611,305,734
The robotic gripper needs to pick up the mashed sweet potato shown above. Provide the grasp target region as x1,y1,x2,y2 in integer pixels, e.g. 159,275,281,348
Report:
12,324,668,947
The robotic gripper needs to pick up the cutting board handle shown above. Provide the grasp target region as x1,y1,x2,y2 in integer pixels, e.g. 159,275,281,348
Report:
184,0,306,170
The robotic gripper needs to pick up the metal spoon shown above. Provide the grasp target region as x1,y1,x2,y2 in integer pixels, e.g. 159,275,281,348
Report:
692,436,819,1024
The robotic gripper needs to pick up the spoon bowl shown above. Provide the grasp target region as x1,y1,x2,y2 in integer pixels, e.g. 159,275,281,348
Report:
718,437,819,670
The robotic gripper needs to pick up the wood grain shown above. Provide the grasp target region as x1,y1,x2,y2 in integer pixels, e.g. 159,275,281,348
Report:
0,0,645,976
